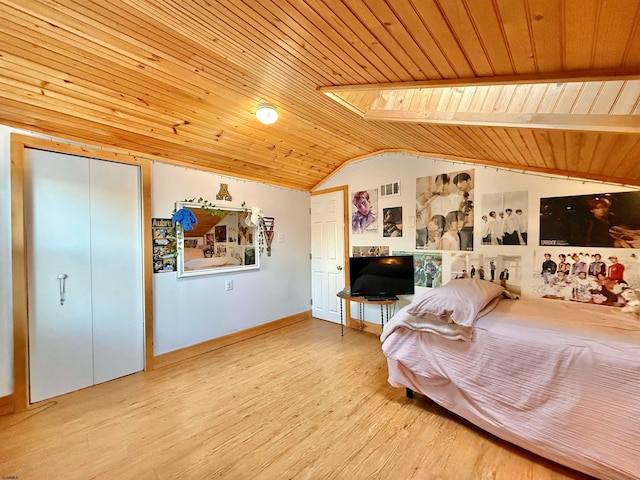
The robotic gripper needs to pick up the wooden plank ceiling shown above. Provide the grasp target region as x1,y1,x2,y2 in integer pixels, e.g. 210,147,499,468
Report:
1,0,640,191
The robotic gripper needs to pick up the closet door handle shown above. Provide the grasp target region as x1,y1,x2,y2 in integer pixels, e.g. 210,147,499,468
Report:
58,273,68,306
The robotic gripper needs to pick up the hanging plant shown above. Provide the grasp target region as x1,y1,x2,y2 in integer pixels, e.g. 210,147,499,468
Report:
172,197,235,219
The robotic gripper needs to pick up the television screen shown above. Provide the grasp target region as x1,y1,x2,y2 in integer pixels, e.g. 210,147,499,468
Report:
349,255,415,299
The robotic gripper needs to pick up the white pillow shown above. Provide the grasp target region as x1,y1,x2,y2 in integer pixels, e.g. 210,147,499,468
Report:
407,278,505,327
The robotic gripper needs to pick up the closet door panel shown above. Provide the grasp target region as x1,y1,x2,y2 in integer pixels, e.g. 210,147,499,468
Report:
90,160,144,384
26,150,94,402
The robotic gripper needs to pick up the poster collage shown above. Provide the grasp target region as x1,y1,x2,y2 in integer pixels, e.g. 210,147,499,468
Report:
152,218,177,273
351,168,640,310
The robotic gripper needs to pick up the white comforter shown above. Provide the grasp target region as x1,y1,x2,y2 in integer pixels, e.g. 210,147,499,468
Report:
184,256,241,270
382,298,640,480
380,295,502,342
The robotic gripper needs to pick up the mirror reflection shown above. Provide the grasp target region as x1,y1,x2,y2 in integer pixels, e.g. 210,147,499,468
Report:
176,202,259,277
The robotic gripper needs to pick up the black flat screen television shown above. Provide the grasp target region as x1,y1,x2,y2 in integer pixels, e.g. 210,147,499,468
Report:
349,255,415,299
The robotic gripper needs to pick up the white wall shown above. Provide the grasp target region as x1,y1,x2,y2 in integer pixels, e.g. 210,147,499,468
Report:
316,152,640,311
0,127,311,396
151,163,311,355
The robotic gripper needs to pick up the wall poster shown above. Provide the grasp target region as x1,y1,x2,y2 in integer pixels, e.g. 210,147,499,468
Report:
540,191,640,248
352,246,389,257
152,218,176,273
394,250,443,288
480,191,528,245
533,250,639,308
351,189,378,234
451,253,522,295
382,206,403,237
416,169,474,251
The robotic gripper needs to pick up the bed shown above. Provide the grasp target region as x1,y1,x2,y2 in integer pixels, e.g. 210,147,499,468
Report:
381,279,640,480
182,247,242,271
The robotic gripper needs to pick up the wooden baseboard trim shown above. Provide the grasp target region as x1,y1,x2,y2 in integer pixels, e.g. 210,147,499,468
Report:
0,393,15,416
154,310,312,369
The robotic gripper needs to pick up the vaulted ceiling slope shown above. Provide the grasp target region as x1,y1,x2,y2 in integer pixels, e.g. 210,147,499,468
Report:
1,0,640,191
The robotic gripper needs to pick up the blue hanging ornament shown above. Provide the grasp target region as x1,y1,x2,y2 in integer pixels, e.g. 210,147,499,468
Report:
172,208,198,231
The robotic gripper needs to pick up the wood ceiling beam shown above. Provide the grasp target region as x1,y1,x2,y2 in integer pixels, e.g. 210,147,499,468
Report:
318,68,640,92
362,111,640,133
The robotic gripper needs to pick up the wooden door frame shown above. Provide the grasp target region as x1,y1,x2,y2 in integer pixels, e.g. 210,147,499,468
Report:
11,134,154,411
310,186,350,323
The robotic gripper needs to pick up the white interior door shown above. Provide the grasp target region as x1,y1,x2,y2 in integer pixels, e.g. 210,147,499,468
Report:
26,149,144,402
311,190,345,323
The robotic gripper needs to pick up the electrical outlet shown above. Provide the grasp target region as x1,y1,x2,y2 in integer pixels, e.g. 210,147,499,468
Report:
225,280,233,291
278,233,284,243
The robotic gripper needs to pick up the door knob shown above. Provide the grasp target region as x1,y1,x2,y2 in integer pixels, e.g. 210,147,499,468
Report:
337,265,343,271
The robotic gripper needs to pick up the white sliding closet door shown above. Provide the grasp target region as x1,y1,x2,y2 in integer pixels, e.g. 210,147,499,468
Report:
25,149,144,403
90,160,144,384
26,151,94,401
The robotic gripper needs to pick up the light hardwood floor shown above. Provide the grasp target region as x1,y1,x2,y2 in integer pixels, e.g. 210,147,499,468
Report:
0,318,594,480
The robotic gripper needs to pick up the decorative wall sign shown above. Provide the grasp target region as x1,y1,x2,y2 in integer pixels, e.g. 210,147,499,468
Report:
263,216,275,256
216,183,232,201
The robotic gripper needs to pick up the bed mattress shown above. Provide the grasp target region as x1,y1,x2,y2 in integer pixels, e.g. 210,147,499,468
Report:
382,298,640,480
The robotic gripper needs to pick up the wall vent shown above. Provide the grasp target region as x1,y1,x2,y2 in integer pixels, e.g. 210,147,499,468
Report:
379,181,400,197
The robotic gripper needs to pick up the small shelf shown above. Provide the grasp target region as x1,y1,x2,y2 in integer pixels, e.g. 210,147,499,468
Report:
336,288,396,336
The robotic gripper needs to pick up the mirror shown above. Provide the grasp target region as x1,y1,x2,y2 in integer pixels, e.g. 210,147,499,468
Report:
176,202,260,278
